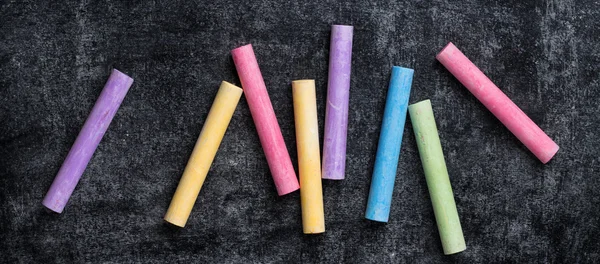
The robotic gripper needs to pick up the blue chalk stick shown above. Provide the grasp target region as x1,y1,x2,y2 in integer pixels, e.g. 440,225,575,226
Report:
365,66,414,222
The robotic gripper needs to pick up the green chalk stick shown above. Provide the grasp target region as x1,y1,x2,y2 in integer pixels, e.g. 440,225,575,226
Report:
409,99,466,255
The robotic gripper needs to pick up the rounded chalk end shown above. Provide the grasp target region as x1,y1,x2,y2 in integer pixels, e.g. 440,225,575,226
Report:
436,42,457,60
392,66,414,74
408,99,433,114
111,68,133,82
321,175,345,180
303,227,325,235
220,81,243,93
41,199,64,214
231,44,253,56
443,244,467,255
332,24,353,30
292,79,315,85
331,25,353,40
292,79,316,93
164,215,186,228
277,182,300,196
365,214,389,223
321,165,346,180
539,144,560,164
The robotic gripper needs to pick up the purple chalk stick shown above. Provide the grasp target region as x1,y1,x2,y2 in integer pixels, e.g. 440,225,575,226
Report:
322,25,353,180
42,69,133,213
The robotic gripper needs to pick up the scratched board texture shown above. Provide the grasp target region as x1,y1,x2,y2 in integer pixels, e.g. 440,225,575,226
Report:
0,0,598,263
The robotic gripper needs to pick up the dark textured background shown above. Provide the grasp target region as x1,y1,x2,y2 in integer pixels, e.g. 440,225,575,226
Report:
1,0,599,263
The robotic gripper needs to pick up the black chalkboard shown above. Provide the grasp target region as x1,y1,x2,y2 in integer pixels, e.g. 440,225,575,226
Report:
1,1,598,263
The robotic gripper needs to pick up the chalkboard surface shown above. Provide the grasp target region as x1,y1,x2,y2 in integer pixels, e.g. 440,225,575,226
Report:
1,1,598,263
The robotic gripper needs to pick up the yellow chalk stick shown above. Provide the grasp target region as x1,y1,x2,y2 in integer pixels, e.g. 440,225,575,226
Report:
164,81,243,227
292,79,325,234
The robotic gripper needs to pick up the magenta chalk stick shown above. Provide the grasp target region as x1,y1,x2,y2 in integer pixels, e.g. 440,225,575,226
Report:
42,69,133,213
322,25,353,180
231,44,300,195
436,42,559,163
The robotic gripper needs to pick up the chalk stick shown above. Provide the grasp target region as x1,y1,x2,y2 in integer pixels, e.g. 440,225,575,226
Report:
231,44,299,195
42,69,133,213
409,100,466,255
365,66,414,222
164,81,242,227
436,42,559,163
322,25,353,180
292,80,325,234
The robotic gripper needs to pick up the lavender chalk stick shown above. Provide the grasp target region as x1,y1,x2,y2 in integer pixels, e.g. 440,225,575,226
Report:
42,69,133,213
322,25,353,180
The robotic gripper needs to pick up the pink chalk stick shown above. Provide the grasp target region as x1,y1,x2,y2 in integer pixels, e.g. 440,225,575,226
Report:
231,44,300,195
436,42,559,163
